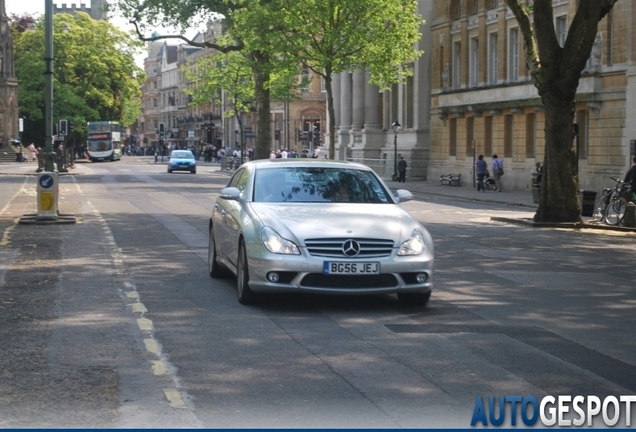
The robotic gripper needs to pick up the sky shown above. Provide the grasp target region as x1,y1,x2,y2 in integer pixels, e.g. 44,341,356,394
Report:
4,0,200,66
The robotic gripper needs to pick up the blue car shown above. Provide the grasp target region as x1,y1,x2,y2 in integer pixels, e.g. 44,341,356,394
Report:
168,150,196,174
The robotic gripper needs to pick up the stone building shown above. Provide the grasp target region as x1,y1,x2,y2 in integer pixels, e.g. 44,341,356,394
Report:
0,0,19,148
53,0,107,21
429,0,636,192
139,20,326,155
330,1,433,180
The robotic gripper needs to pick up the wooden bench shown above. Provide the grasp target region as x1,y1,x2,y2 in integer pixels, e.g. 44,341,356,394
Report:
440,173,461,186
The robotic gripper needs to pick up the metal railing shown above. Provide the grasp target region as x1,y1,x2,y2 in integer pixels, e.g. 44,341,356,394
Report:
37,145,75,172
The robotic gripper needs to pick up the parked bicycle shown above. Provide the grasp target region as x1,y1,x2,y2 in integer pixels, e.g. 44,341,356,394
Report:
592,176,633,225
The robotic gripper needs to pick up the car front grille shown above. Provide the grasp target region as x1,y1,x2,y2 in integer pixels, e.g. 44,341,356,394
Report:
304,238,394,258
300,274,398,289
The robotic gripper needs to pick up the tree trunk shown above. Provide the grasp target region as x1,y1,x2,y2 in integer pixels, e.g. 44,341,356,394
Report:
251,51,271,160
534,95,580,223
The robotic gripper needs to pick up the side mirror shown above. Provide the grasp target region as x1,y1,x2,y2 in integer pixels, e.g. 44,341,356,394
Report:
219,187,242,201
395,189,413,203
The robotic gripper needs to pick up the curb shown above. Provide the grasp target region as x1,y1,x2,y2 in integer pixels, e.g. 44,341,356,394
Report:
490,216,636,233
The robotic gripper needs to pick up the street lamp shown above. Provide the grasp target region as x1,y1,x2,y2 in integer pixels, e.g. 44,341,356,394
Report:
392,120,401,181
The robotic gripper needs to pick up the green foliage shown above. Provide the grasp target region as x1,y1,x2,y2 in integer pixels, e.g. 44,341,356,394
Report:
246,0,424,90
184,50,255,118
14,12,145,142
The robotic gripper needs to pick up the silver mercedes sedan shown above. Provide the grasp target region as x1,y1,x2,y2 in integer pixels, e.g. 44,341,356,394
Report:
208,159,434,306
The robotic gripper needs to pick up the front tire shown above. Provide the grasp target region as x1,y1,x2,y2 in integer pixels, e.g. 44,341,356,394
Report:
237,241,258,304
605,197,627,225
397,291,431,306
208,226,224,278
168,168,172,173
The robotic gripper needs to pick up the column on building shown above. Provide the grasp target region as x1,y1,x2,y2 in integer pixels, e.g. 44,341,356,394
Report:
351,69,366,132
349,69,386,160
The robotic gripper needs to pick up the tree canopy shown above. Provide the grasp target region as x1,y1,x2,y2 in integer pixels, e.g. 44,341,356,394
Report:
114,0,423,159
14,12,145,144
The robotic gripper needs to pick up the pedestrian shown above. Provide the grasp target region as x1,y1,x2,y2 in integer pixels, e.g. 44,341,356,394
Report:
624,156,636,199
397,157,407,183
531,162,543,186
13,139,22,162
492,154,504,192
475,154,487,191
28,143,38,162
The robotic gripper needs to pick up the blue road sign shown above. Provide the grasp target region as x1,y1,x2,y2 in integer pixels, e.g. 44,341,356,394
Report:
39,174,54,189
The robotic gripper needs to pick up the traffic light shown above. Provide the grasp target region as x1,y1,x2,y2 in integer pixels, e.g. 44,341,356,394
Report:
275,130,280,141
159,122,165,139
59,119,68,135
68,120,74,134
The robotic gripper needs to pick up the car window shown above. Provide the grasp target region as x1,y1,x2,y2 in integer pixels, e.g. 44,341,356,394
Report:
228,168,250,193
253,167,391,203
171,151,193,159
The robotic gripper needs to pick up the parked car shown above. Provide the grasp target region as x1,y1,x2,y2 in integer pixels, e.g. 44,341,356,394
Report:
208,159,434,306
167,150,196,174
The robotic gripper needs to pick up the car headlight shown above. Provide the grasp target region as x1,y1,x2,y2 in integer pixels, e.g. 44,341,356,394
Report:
261,227,300,255
397,229,427,256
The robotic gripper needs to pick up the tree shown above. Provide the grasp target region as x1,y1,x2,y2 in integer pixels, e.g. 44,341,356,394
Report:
245,0,423,159
14,12,145,144
505,0,617,223
184,47,303,161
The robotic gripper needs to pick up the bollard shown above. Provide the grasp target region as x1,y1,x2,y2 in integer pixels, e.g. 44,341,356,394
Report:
624,202,636,228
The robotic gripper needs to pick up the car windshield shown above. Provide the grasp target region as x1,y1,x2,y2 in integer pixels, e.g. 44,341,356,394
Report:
171,151,194,159
253,167,391,203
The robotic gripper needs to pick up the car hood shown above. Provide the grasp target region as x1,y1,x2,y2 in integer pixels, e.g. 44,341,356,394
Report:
249,203,421,243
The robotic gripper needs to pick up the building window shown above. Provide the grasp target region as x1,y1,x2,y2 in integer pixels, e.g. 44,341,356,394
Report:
490,0,498,8
484,116,493,156
301,66,310,92
525,113,536,158
470,38,479,88
576,109,588,159
489,33,498,85
607,9,613,66
449,118,457,157
509,28,519,82
453,41,462,89
556,16,567,48
504,114,513,157
406,74,414,129
466,116,474,156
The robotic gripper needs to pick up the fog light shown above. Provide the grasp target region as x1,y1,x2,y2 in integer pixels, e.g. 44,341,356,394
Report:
267,272,280,282
416,273,428,283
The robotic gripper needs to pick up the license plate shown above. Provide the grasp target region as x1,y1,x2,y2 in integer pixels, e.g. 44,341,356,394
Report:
323,262,380,275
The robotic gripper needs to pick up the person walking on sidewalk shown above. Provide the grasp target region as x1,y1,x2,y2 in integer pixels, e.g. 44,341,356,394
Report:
397,157,407,183
475,155,487,192
492,154,504,192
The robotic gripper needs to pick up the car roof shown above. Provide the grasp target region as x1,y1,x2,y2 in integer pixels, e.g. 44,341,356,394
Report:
248,159,372,171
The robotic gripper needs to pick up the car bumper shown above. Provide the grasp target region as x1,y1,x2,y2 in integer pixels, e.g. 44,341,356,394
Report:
244,245,433,295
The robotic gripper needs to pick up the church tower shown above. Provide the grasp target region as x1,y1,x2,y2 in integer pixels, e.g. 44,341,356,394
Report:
0,0,19,146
